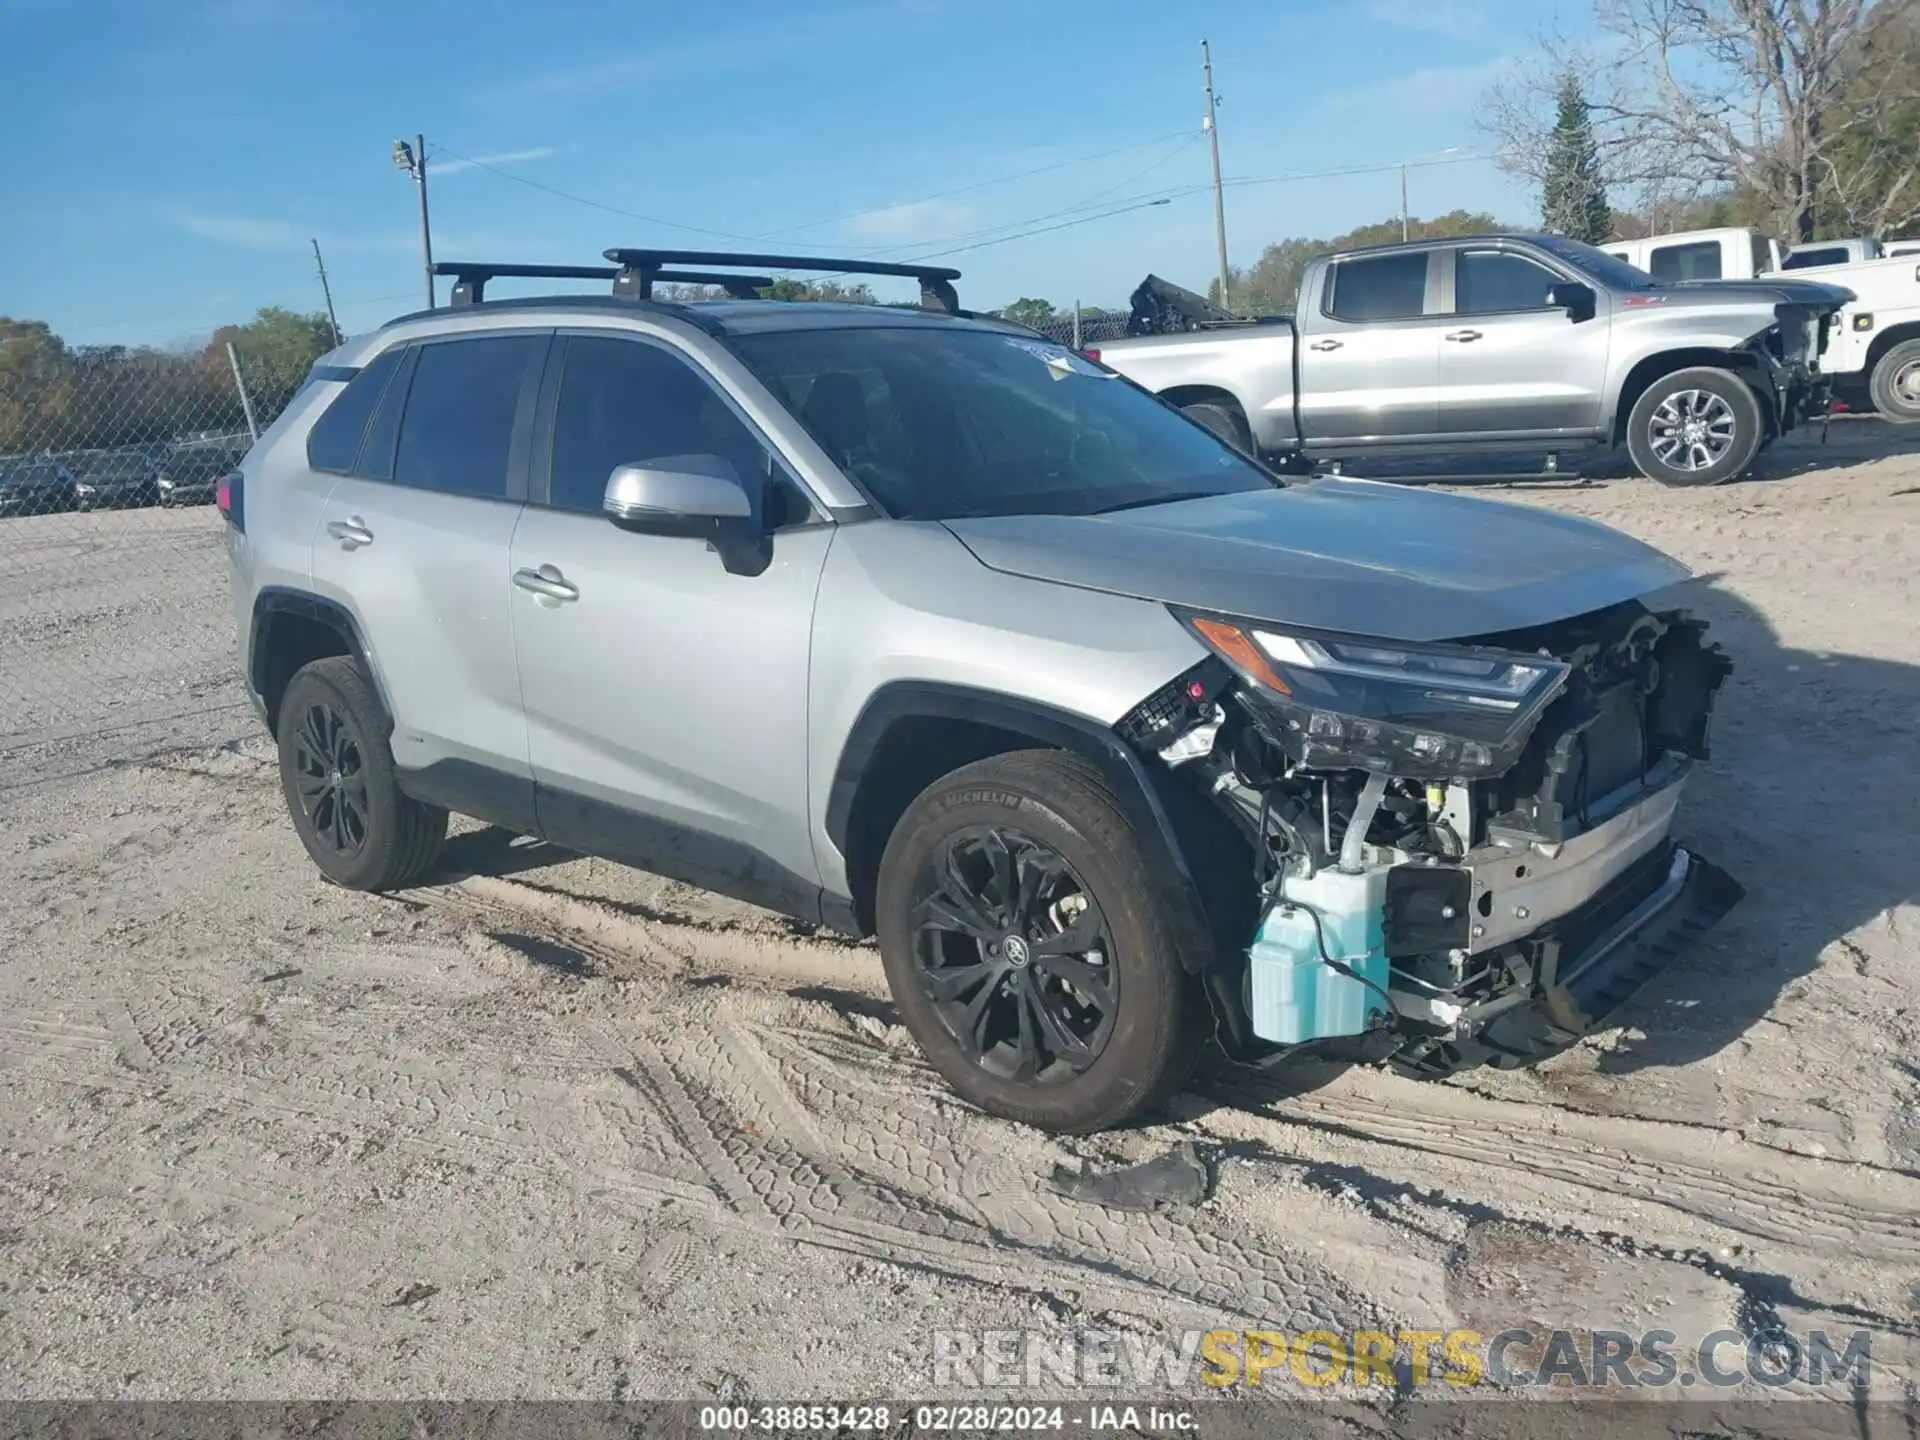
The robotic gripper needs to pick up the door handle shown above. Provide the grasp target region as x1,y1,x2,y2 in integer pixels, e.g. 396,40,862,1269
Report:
1308,338,1344,352
1445,329,1484,343
513,565,579,604
326,516,374,549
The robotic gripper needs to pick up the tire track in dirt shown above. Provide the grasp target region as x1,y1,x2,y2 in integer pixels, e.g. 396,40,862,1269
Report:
1229,1079,1920,1265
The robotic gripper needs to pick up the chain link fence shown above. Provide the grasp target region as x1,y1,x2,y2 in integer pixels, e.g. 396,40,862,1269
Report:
1,338,308,788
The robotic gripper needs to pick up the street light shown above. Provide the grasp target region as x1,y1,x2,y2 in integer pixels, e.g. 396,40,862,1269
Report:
393,134,435,310
1400,146,1462,241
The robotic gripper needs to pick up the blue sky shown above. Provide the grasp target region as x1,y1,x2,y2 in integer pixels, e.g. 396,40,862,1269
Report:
2,0,1580,348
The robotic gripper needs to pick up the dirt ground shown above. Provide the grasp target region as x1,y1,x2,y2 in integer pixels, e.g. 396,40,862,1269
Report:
1,422,1917,1425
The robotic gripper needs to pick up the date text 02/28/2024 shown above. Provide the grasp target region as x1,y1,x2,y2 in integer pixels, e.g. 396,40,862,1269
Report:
697,1404,1195,1431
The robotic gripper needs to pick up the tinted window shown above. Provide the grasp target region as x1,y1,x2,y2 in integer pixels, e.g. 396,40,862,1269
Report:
1326,252,1429,321
392,336,543,499
1457,250,1560,314
1782,246,1846,270
306,348,403,473
549,336,775,515
1532,234,1656,289
731,326,1273,521
1649,241,1722,282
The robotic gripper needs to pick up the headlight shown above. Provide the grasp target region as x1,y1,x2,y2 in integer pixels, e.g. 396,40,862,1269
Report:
1180,611,1570,779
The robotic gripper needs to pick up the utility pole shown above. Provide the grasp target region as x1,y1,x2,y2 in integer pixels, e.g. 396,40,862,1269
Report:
310,238,343,346
392,135,436,310
1201,39,1231,308
1400,163,1410,242
415,134,435,310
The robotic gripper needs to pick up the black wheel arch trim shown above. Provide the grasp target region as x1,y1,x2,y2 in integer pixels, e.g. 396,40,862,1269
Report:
824,681,1214,968
249,586,394,734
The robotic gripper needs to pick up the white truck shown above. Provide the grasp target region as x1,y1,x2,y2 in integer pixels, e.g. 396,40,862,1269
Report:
1603,227,1920,420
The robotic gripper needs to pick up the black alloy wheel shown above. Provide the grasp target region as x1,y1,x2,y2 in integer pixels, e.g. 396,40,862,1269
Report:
910,826,1119,1082
291,700,370,856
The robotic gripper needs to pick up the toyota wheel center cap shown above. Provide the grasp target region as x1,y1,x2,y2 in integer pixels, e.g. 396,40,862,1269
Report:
1002,935,1031,968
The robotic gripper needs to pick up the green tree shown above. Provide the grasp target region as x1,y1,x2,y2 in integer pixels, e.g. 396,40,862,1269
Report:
1541,73,1611,243
994,297,1058,328
205,307,335,394
757,278,877,304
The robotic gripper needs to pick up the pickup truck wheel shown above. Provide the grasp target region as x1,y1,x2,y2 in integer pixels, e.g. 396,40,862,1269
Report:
1869,339,1920,423
277,656,447,891
874,750,1196,1134
1626,367,1764,486
1182,399,1254,454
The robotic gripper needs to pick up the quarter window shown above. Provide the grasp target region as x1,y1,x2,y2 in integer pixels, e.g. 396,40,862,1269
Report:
306,348,403,474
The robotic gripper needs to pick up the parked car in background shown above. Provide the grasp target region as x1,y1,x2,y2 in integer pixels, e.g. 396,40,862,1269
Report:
1604,227,1783,282
1090,233,1850,486
0,456,77,517
1607,226,1920,422
68,448,162,510
1783,237,1885,269
158,434,249,507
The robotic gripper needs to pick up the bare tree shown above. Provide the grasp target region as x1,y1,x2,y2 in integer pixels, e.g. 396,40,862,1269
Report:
1479,0,1920,241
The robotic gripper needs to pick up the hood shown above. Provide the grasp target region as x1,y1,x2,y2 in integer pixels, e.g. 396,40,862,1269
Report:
941,479,1692,643
1663,278,1855,308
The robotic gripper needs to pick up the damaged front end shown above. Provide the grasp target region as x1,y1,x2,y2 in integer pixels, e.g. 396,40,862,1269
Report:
1120,600,1743,1077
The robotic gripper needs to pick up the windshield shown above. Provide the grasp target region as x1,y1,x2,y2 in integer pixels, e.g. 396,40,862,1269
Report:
729,326,1277,520
79,453,153,478
1532,235,1659,290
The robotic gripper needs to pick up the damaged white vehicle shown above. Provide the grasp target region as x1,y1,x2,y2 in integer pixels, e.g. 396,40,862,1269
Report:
235,248,1739,1134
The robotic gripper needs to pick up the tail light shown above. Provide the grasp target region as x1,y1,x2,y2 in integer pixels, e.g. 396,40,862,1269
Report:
1083,347,1102,362
216,471,244,532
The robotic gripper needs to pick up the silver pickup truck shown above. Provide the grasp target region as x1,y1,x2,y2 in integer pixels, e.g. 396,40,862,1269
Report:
1090,233,1853,486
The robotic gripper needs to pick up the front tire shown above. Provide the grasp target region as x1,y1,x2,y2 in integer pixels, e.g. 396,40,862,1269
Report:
874,751,1198,1133
1869,338,1920,423
1626,367,1765,486
277,656,446,891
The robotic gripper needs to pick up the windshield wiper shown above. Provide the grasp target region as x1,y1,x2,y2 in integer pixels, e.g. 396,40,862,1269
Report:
1091,490,1223,516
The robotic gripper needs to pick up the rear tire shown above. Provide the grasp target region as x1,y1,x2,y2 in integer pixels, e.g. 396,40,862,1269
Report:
277,656,447,891
1625,367,1765,486
1868,338,1920,423
1182,398,1255,454
874,750,1198,1134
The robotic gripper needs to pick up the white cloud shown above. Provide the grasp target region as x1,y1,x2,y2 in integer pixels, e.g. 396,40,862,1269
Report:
1324,57,1513,116
163,210,304,250
1359,0,1488,41
429,146,559,178
841,198,976,243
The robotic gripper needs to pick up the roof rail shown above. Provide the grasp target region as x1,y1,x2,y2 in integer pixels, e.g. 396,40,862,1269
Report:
602,248,963,314
433,261,773,306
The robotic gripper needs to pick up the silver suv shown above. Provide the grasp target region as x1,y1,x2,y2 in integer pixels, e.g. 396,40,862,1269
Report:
227,249,1742,1133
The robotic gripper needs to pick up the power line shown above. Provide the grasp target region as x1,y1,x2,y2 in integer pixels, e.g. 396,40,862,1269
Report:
767,129,1199,242
427,143,771,243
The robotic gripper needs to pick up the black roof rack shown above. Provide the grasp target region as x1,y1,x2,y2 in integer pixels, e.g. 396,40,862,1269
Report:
602,248,963,314
433,261,774,306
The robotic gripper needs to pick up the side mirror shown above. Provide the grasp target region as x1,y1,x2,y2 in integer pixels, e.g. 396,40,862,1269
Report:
1547,281,1597,322
604,454,753,526
603,455,769,576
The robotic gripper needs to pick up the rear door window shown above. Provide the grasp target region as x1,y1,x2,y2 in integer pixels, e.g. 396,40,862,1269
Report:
1325,252,1430,321
391,335,545,500
1783,246,1847,269
1649,241,1723,282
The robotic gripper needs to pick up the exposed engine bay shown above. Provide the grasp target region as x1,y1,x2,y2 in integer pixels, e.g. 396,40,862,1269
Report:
1120,599,1744,1076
